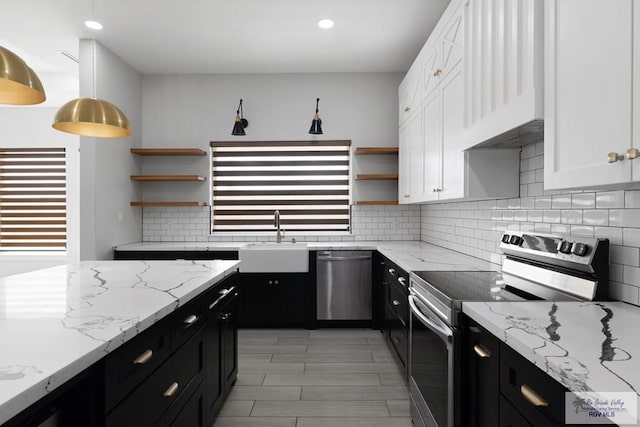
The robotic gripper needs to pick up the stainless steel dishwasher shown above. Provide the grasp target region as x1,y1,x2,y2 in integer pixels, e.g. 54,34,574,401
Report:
316,251,372,320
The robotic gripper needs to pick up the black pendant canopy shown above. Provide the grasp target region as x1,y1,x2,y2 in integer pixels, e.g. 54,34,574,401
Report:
232,99,248,136
309,98,323,135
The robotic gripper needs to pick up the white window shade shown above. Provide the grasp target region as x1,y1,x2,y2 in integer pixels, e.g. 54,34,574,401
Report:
211,140,351,232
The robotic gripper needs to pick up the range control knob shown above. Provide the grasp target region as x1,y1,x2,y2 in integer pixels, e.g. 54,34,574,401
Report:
572,243,589,257
559,241,573,254
509,235,523,246
501,234,511,244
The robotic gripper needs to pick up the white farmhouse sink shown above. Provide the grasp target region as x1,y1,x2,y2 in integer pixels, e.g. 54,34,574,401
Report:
239,243,309,273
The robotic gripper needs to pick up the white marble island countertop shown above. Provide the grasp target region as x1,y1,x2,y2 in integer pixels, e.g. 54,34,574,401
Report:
463,301,640,424
0,259,239,425
114,240,499,274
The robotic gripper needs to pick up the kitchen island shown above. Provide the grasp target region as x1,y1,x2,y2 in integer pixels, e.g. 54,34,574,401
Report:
0,259,239,426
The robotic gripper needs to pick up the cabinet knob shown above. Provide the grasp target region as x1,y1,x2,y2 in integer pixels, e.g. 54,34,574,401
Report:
607,152,624,163
433,68,442,77
404,107,411,112
473,344,491,358
627,148,639,160
403,194,410,198
520,384,549,407
392,299,401,306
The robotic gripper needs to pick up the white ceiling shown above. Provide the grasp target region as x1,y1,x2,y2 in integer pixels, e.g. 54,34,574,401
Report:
2,0,450,103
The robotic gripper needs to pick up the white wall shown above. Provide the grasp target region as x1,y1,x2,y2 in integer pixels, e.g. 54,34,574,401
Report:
78,40,143,260
0,107,79,275
141,73,402,205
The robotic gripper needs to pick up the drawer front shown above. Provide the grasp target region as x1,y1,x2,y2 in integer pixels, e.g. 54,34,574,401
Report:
104,319,171,411
106,329,205,427
157,378,206,427
171,296,207,351
388,281,408,325
500,343,565,427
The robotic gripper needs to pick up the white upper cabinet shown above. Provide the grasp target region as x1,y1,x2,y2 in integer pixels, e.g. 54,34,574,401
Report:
398,0,520,204
544,0,637,190
398,110,424,204
462,0,544,149
398,66,423,126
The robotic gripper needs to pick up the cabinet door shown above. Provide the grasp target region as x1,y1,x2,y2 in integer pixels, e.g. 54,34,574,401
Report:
398,121,412,203
634,3,640,182
399,70,423,125
237,275,275,326
499,396,534,427
220,294,238,395
464,320,500,427
276,275,313,326
544,0,633,190
204,307,223,421
422,90,441,201
423,49,441,98
439,64,466,201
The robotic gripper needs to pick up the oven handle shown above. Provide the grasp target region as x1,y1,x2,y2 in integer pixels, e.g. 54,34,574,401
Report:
408,295,453,342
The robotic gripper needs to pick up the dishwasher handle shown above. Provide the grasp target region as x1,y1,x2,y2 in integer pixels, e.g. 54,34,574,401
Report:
317,255,372,262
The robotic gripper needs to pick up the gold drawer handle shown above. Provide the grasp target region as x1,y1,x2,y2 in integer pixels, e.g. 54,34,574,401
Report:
392,300,401,306
404,107,410,112
433,68,442,77
163,382,179,397
473,344,491,358
521,384,549,407
183,314,198,325
132,349,153,365
393,337,400,344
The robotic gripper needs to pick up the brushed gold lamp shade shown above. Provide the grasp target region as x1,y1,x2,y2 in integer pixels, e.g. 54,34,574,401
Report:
0,45,46,105
53,97,132,138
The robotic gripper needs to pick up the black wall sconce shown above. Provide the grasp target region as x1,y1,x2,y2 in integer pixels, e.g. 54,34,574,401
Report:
309,98,323,135
231,99,249,136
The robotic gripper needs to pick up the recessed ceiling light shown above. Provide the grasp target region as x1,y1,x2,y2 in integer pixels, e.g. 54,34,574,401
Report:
318,19,335,29
85,20,103,30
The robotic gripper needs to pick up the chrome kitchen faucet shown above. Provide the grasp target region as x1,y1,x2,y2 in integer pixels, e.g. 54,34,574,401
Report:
274,210,284,243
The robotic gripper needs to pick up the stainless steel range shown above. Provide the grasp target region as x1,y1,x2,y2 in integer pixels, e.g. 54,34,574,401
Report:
408,231,609,427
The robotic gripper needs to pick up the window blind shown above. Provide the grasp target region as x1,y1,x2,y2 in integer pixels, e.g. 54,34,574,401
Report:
211,140,350,232
0,148,67,250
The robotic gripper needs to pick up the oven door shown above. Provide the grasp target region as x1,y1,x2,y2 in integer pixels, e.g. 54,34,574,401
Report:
408,293,460,427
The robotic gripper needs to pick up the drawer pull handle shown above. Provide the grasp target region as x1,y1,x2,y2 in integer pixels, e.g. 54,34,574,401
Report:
388,268,396,275
393,337,400,344
521,384,549,407
218,312,231,321
132,349,153,365
183,314,198,325
473,344,491,358
209,286,237,310
397,277,407,286
392,300,401,306
163,382,179,397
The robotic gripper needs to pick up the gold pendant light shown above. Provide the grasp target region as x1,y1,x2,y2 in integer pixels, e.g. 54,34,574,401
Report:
53,40,131,138
0,45,46,105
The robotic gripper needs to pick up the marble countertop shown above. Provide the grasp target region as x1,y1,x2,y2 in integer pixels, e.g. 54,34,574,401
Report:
463,301,640,424
114,240,499,274
0,259,240,425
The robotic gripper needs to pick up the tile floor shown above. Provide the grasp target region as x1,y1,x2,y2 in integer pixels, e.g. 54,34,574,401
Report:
213,328,412,427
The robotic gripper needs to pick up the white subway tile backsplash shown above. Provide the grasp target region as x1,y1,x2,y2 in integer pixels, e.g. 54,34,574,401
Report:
610,210,640,228
571,193,596,209
610,245,640,267
596,191,625,208
623,228,640,248
625,190,640,208
552,195,572,209
561,210,582,224
543,210,562,223
595,227,623,245
582,210,608,226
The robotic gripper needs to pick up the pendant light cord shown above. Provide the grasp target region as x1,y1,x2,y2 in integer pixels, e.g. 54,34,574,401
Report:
315,98,320,114
237,99,243,117
92,39,97,99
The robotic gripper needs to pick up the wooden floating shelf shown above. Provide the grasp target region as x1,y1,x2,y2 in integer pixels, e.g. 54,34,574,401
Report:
130,175,206,182
355,174,399,180
130,148,206,156
130,201,209,207
355,147,399,155
355,201,399,206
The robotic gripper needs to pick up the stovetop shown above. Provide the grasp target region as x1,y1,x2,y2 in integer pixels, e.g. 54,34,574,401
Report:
411,270,526,303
